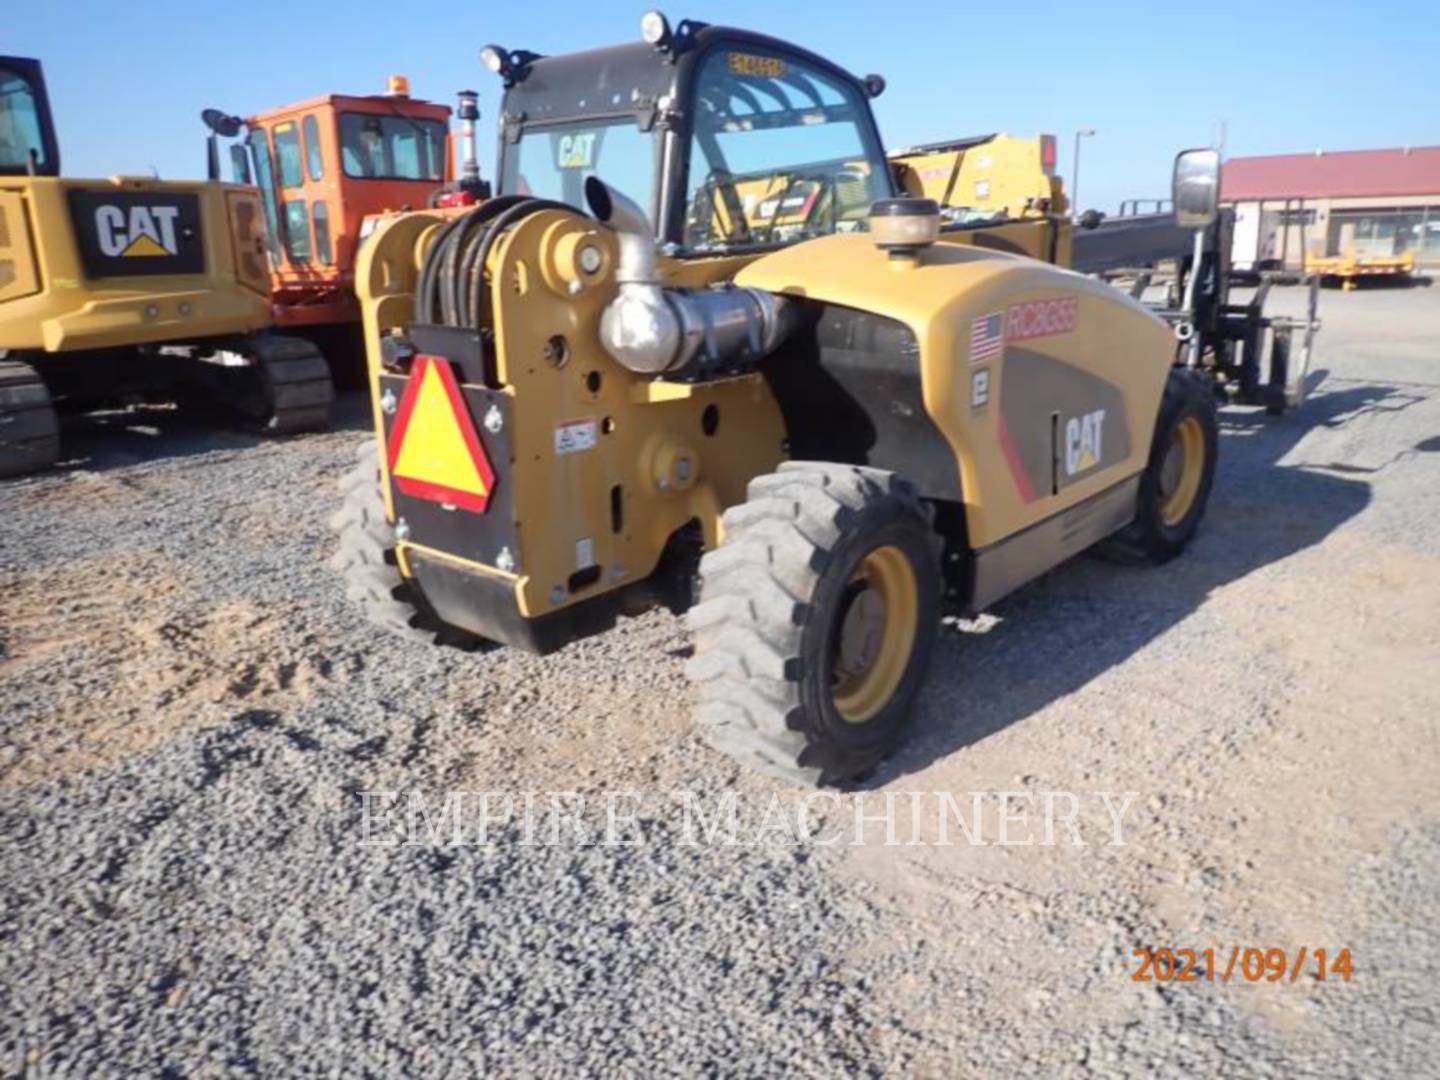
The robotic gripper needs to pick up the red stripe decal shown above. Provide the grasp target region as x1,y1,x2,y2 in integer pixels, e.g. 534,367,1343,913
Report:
996,412,1037,503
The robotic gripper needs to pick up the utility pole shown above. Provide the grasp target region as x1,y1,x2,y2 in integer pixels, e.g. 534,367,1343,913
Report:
1072,129,1095,217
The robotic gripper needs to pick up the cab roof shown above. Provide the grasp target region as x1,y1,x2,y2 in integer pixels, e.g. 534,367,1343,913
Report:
248,93,450,126
499,24,872,127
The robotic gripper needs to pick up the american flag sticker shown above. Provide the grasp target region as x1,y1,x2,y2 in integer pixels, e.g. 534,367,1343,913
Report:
970,311,1004,363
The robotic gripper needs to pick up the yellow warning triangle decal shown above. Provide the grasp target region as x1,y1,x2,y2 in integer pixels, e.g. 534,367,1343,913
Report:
122,233,170,257
387,356,495,512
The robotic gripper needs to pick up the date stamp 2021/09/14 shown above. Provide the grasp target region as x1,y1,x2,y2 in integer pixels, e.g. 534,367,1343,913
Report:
1131,947,1353,983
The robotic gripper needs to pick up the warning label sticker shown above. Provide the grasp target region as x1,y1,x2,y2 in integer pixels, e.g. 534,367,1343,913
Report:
554,418,598,456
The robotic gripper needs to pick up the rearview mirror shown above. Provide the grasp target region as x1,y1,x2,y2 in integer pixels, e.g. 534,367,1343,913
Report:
201,108,243,138
1173,147,1220,228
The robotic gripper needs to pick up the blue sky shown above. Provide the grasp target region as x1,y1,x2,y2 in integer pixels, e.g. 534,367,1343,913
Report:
11,0,1440,214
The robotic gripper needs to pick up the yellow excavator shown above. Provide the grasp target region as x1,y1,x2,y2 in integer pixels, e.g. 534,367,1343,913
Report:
0,56,332,477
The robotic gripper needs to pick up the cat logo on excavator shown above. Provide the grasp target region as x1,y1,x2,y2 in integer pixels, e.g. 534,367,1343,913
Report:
95,204,181,257
386,355,496,512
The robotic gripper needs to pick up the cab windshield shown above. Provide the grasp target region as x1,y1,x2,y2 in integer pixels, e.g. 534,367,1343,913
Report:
683,48,889,251
501,119,656,219
0,65,49,173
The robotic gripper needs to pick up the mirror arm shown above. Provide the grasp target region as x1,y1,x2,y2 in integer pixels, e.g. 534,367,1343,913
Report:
1180,227,1206,366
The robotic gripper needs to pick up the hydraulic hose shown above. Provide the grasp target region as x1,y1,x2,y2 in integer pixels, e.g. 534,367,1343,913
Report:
413,197,584,329
463,199,573,329
413,213,470,325
441,195,531,326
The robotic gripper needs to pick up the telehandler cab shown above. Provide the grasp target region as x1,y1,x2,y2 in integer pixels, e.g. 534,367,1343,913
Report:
0,57,333,477
334,15,1222,785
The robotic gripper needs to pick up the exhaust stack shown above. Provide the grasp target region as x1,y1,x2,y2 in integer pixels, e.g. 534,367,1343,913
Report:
456,90,480,185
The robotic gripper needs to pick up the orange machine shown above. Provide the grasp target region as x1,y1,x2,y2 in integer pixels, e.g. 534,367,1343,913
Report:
214,76,484,331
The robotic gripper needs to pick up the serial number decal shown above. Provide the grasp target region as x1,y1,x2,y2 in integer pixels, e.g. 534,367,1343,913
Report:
1131,947,1354,983
554,418,598,456
1006,296,1078,342
728,52,786,78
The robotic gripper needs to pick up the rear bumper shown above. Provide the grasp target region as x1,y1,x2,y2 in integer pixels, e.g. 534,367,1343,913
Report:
405,547,621,655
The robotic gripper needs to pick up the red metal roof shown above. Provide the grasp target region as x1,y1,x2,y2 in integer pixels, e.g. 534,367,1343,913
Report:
1221,146,1440,200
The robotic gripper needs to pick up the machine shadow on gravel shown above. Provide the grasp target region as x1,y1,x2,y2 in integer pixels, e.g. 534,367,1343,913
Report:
873,382,1393,785
40,391,372,474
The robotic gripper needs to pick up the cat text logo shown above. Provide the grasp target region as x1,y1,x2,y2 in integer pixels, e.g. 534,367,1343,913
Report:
94,204,181,258
1065,409,1106,476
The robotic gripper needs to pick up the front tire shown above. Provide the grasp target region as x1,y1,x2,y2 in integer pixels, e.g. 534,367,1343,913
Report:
686,463,941,786
329,440,483,649
1103,367,1218,564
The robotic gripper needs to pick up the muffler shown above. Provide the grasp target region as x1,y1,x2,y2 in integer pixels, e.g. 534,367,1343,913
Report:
585,178,790,378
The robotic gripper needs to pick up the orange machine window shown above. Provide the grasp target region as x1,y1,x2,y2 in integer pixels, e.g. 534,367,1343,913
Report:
274,122,304,189
283,199,310,262
312,201,332,265
303,115,324,182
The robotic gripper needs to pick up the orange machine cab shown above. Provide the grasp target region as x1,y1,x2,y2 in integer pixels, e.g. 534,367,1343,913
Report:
241,78,453,327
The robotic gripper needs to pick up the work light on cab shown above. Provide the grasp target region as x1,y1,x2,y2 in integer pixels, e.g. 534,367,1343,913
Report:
641,10,672,47
479,45,508,76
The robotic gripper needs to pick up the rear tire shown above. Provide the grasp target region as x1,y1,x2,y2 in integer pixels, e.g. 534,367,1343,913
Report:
1101,367,1218,564
0,360,60,478
687,463,941,786
329,440,484,649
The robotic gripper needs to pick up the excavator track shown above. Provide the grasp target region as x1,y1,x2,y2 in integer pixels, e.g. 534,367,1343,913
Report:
0,358,61,478
225,333,336,435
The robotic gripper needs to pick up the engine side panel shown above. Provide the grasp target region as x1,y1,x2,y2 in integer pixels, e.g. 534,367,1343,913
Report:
735,232,1174,550
760,304,962,501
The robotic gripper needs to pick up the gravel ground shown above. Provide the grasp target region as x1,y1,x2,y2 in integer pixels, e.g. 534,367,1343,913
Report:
2,284,1439,1076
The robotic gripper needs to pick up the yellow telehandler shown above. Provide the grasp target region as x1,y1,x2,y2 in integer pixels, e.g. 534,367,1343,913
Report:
333,15,1233,784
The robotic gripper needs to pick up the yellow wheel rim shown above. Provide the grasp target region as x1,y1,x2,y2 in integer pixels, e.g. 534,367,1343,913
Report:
831,545,919,724
1159,415,1206,526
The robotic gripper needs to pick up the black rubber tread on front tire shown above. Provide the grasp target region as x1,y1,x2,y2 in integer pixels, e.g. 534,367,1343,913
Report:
686,462,942,787
1100,366,1219,565
329,440,484,649
0,360,60,479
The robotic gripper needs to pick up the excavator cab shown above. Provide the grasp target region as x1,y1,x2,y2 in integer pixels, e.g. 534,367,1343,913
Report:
0,57,61,179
